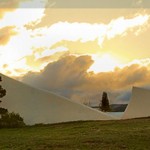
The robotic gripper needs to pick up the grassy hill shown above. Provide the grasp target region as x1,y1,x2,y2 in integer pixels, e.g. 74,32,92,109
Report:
0,118,150,150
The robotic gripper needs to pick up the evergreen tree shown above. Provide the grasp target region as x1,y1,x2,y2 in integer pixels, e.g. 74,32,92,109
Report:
100,92,111,112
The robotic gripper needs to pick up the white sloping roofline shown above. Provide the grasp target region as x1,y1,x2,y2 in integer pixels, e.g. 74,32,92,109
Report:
0,73,116,125
122,87,150,119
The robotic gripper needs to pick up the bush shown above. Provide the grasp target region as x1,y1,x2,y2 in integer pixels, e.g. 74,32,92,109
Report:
0,112,25,128
0,76,25,128
0,107,8,115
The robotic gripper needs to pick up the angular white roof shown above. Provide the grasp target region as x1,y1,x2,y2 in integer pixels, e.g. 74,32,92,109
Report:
122,87,150,119
0,73,115,125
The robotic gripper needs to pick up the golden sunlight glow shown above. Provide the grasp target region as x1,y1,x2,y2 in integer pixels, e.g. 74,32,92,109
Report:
0,8,45,28
0,8,150,77
107,14,149,39
88,54,121,73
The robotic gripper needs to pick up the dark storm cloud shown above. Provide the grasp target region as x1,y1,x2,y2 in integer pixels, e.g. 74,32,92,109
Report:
22,55,93,90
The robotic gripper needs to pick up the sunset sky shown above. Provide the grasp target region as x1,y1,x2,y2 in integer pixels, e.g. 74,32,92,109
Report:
0,0,150,104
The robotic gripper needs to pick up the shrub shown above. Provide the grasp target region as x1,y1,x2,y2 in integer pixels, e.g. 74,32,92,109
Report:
0,112,25,128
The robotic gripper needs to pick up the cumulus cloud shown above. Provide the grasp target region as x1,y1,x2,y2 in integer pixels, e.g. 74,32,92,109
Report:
31,14,149,48
22,50,69,70
22,55,93,90
50,39,101,55
0,8,46,75
115,91,132,104
22,55,150,104
0,9,15,19
0,11,149,77
0,26,17,45
0,9,45,28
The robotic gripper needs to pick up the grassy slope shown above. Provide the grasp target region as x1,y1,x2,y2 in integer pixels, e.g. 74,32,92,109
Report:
0,118,150,150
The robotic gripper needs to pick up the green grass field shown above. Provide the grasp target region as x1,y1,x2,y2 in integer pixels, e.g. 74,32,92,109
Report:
0,118,150,150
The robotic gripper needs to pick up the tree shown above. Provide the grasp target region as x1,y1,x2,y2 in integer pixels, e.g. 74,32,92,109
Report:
0,112,25,128
0,76,6,103
0,76,7,113
0,108,8,115
0,76,6,108
99,92,111,112
0,76,25,127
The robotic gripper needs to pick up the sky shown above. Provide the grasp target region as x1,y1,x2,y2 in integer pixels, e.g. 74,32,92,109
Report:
0,0,150,104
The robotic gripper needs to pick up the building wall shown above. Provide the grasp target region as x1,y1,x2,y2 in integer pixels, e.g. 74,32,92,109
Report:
0,73,115,125
122,87,150,119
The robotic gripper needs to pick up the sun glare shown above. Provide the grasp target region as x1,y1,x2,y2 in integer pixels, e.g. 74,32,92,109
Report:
88,54,120,73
